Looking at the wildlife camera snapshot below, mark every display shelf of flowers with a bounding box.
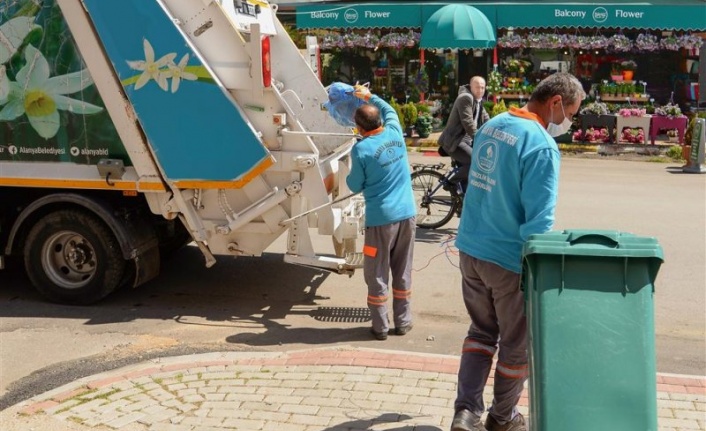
[616,107,650,144]
[652,103,687,144]
[599,80,649,103]
[576,101,616,143]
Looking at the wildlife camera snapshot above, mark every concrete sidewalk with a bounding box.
[2,347,704,431]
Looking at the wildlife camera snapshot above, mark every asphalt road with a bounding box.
[0,154,704,411]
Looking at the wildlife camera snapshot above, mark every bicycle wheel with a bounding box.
[411,169,459,229]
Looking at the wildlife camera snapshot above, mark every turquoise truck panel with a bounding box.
[82,0,273,183]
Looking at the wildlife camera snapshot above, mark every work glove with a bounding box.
[353,84,372,102]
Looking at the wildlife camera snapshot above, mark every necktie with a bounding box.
[474,100,481,127]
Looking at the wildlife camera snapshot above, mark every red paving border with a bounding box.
[20,348,706,416]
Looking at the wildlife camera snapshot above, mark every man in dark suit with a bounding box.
[438,76,490,190]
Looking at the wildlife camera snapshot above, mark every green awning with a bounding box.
[420,4,496,49]
[295,2,706,32]
[496,3,706,30]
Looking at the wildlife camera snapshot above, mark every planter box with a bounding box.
[579,114,616,144]
[650,116,688,145]
[616,115,651,144]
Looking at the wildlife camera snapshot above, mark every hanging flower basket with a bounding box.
[609,34,633,52]
[660,35,681,51]
[634,34,659,51]
[379,30,420,49]
[497,34,524,49]
[588,35,609,50]
[678,34,704,50]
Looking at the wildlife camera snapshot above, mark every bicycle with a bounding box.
[410,161,465,229]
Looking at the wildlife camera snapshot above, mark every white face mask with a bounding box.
[547,103,572,137]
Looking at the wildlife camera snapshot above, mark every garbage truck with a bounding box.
[0,0,365,304]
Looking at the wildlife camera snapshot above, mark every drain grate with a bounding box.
[311,307,371,322]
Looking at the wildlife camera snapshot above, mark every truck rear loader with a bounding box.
[0,0,365,304]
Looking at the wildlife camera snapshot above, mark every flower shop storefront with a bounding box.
[490,2,705,108]
[296,3,498,124]
[294,1,705,144]
[485,1,705,147]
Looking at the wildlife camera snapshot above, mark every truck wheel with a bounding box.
[24,209,125,305]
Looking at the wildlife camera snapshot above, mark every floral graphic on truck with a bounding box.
[123,39,203,93]
[0,0,126,164]
[0,45,102,138]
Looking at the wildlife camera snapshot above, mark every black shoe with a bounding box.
[484,413,527,431]
[394,324,413,336]
[451,409,485,431]
[370,327,388,340]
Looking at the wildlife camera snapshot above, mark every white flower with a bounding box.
[0,16,40,65]
[164,53,197,93]
[127,39,175,91]
[0,45,103,139]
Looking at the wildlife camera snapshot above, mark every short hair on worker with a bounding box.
[530,72,586,106]
[354,104,382,132]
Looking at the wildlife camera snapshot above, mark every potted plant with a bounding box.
[415,114,433,138]
[487,70,503,100]
[620,60,637,81]
[610,63,624,82]
[666,129,679,143]
[400,103,418,137]
[490,99,508,118]
[655,103,683,118]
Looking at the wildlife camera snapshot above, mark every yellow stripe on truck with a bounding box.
[0,177,166,192]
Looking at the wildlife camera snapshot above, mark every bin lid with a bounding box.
[522,230,664,261]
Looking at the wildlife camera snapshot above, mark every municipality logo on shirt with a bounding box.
[476,141,498,173]
[344,8,359,23]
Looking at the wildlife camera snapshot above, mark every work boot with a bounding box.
[370,327,388,340]
[450,409,485,431]
[394,324,413,336]
[484,412,527,431]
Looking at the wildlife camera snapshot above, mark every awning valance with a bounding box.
[296,4,423,29]
[295,2,706,32]
[496,3,706,31]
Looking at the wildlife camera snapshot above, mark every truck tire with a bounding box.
[24,209,126,305]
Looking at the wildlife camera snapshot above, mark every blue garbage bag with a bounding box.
[323,82,366,127]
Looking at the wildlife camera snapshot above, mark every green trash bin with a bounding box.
[522,230,663,431]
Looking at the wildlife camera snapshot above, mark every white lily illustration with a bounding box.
[0,44,103,139]
[0,16,40,65]
[0,65,8,102]
[165,53,197,93]
[127,39,176,91]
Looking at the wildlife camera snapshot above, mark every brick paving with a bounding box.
[7,347,705,430]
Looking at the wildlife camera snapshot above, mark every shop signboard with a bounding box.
[297,4,423,29]
[683,119,706,174]
[495,4,706,30]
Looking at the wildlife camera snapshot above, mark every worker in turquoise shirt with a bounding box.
[346,85,416,341]
[451,72,585,431]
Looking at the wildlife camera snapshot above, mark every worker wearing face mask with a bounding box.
[450,72,585,431]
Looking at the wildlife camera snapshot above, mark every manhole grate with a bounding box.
[311,307,371,322]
